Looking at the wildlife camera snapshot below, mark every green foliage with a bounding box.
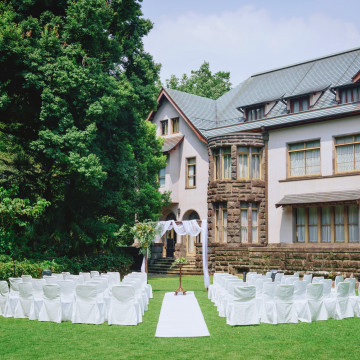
[165,61,232,100]
[170,256,189,268]
[0,0,166,257]
[131,220,161,257]
[0,252,133,281]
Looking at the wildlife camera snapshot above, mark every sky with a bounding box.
[141,0,360,86]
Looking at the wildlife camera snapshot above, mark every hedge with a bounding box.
[0,252,133,282]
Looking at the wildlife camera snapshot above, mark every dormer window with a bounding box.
[246,106,264,121]
[290,96,309,113]
[339,86,360,104]
[160,120,168,135]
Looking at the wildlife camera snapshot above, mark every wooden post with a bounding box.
[145,253,148,284]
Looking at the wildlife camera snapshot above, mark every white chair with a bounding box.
[62,272,70,279]
[90,271,100,278]
[320,279,332,298]
[29,279,46,320]
[312,277,324,284]
[108,285,139,325]
[334,282,354,320]
[86,280,107,322]
[218,278,242,317]
[335,275,344,289]
[107,272,121,284]
[79,272,91,282]
[274,273,284,284]
[122,278,146,316]
[209,273,230,302]
[260,282,277,324]
[4,277,22,317]
[21,275,33,283]
[67,275,84,285]
[344,278,359,316]
[38,284,62,323]
[129,272,153,299]
[14,282,33,318]
[303,274,313,284]
[43,276,58,285]
[274,285,298,324]
[265,272,272,279]
[227,286,259,326]
[72,285,103,325]
[306,283,328,321]
[293,281,311,323]
[52,273,64,280]
[58,280,76,321]
[0,281,9,316]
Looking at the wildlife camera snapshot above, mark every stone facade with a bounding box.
[207,133,267,245]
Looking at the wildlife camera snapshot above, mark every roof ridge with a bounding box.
[165,87,215,102]
[251,47,360,78]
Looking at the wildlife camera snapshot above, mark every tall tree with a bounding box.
[165,61,232,100]
[0,0,166,257]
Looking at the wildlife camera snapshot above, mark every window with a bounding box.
[186,157,196,188]
[160,120,168,135]
[339,86,360,104]
[214,147,232,180]
[159,168,165,187]
[294,205,359,243]
[172,117,179,133]
[288,140,320,177]
[290,96,309,113]
[237,146,261,179]
[215,203,227,243]
[246,106,265,121]
[240,202,259,243]
[335,134,360,173]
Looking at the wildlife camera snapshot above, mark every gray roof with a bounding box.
[276,190,360,207]
[162,134,184,153]
[162,48,360,139]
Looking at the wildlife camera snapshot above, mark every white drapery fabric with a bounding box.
[141,220,210,289]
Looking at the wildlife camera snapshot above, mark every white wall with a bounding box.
[152,99,209,221]
[268,115,360,243]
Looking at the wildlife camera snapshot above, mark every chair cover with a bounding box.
[86,280,107,322]
[107,272,121,284]
[43,276,58,285]
[67,275,84,285]
[306,284,328,321]
[108,285,139,326]
[275,285,298,324]
[0,281,9,316]
[79,272,91,282]
[293,281,311,323]
[312,277,324,284]
[303,274,313,284]
[320,279,332,298]
[122,278,146,315]
[344,278,359,316]
[72,285,103,325]
[274,273,284,284]
[227,286,259,326]
[62,272,70,279]
[38,284,62,323]
[90,271,100,278]
[21,275,33,283]
[14,282,33,318]
[260,282,277,324]
[52,273,64,280]
[58,280,76,321]
[5,277,22,317]
[217,279,242,317]
[334,282,354,320]
[29,279,46,320]
[265,272,272,279]
[335,275,344,289]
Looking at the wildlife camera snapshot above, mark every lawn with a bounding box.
[0,275,359,360]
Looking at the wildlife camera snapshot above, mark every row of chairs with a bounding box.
[209,273,359,326]
[0,271,152,325]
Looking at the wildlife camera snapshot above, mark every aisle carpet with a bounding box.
[155,291,210,337]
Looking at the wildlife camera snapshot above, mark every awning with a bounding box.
[275,190,360,208]
[162,134,184,154]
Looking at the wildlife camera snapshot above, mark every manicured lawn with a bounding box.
[1,275,359,360]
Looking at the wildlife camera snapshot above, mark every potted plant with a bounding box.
[171,257,189,295]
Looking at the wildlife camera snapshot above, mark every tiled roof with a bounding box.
[162,134,184,153]
[161,48,360,139]
[276,189,360,207]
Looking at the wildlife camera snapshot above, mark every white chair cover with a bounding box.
[293,281,311,323]
[38,284,62,323]
[58,280,76,321]
[275,285,298,324]
[62,272,70,279]
[52,273,64,279]
[334,282,354,320]
[5,277,22,317]
[72,285,103,325]
[43,276,58,285]
[67,275,84,285]
[21,275,33,283]
[90,271,100,278]
[344,278,359,316]
[303,274,313,283]
[108,285,138,325]
[260,282,277,324]
[14,282,33,318]
[0,281,9,316]
[29,279,46,320]
[312,277,324,284]
[79,272,91,282]
[274,273,284,284]
[320,279,332,298]
[306,283,328,321]
[265,272,272,279]
[122,278,146,316]
[227,286,259,326]
[86,280,107,322]
[335,275,344,289]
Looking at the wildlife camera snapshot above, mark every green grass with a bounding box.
[1,275,359,360]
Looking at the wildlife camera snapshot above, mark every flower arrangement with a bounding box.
[131,220,160,258]
[171,256,189,269]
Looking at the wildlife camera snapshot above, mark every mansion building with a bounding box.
[148,48,360,276]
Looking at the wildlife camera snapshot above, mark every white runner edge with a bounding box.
[155,292,210,337]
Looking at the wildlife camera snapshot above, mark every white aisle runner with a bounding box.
[155,292,210,337]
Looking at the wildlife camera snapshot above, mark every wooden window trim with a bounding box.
[339,86,360,104]
[160,120,168,136]
[222,148,231,180]
[158,168,166,188]
[240,202,259,244]
[214,203,227,243]
[245,106,265,121]
[334,133,360,174]
[290,96,310,113]
[172,117,179,134]
[186,157,196,189]
[237,147,262,180]
[287,140,321,178]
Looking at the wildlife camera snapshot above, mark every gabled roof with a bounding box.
[162,134,184,153]
[149,47,360,140]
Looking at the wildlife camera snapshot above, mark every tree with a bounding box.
[165,61,232,100]
[0,0,166,257]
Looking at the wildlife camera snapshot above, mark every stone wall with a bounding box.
[195,243,360,278]
[207,133,267,245]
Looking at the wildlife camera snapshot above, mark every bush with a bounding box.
[0,252,133,282]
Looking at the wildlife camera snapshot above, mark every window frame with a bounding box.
[158,167,166,188]
[334,133,360,174]
[160,120,168,136]
[240,202,259,243]
[293,204,359,243]
[287,139,321,178]
[214,147,232,180]
[339,86,360,104]
[245,105,265,121]
[214,203,228,243]
[186,157,196,189]
[172,117,179,133]
[290,96,310,113]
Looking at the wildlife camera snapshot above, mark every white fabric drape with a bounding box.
[201,220,210,289]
